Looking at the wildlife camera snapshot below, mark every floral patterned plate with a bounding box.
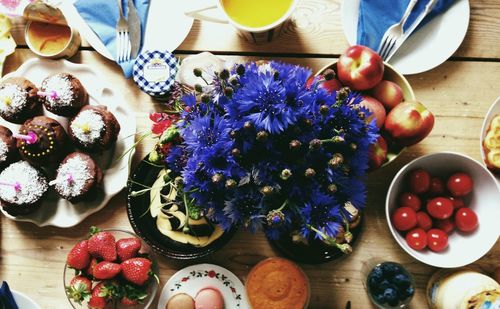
[157,264,250,309]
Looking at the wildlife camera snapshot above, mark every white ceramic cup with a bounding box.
[185,0,299,43]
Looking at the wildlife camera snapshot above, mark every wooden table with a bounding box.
[1,1,499,308]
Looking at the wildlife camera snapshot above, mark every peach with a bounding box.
[372,80,403,110]
[360,95,386,128]
[368,136,388,169]
[337,45,384,91]
[384,101,434,146]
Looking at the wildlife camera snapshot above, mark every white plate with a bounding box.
[60,0,194,60]
[158,264,250,309]
[12,290,41,309]
[480,96,500,182]
[341,0,470,75]
[0,59,136,227]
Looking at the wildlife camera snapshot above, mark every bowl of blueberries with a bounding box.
[364,261,415,308]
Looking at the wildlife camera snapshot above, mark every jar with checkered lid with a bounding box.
[133,50,179,100]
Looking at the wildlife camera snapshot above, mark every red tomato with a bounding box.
[454,208,479,232]
[426,197,454,219]
[447,173,473,197]
[449,196,465,211]
[435,218,455,234]
[405,228,427,251]
[427,229,449,252]
[416,211,433,231]
[399,192,421,211]
[392,207,418,231]
[429,177,445,196]
[409,169,431,194]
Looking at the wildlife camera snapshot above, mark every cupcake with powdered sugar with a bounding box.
[0,161,48,216]
[40,73,88,117]
[0,77,41,123]
[68,105,120,152]
[52,152,102,203]
[0,125,17,170]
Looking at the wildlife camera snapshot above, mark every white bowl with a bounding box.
[480,96,500,181]
[386,152,500,268]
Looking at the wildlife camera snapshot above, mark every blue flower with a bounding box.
[300,189,344,239]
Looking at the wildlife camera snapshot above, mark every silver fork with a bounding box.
[377,0,418,61]
[116,0,131,63]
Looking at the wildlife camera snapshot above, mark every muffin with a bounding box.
[0,125,18,169]
[17,116,69,166]
[166,293,195,309]
[39,73,89,117]
[246,258,309,309]
[52,152,103,203]
[195,288,224,309]
[68,105,120,152]
[0,77,41,123]
[483,114,500,173]
[0,161,48,216]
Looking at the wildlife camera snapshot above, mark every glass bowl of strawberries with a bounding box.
[63,227,159,308]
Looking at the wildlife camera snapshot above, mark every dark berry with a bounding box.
[394,273,411,289]
[383,288,398,306]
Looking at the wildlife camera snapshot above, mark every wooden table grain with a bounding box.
[1,1,499,308]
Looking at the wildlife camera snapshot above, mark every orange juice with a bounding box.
[221,0,293,28]
[27,21,71,55]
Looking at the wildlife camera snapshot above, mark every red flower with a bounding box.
[207,270,216,278]
[149,112,178,135]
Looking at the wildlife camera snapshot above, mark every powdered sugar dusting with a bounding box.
[41,74,74,107]
[55,155,92,198]
[0,84,28,116]
[70,110,105,145]
[0,140,8,162]
[0,161,48,205]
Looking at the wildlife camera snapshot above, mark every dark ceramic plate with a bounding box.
[126,156,236,260]
[267,217,364,264]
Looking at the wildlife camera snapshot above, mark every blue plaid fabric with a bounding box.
[133,50,179,96]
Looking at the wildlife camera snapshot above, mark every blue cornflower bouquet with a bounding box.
[155,61,379,253]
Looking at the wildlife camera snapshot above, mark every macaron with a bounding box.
[166,293,195,309]
[195,288,224,309]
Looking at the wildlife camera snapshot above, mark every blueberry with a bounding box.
[368,276,380,292]
[370,267,383,281]
[394,273,411,289]
[404,286,415,298]
[379,279,391,291]
[383,288,399,306]
[373,292,386,305]
[381,263,400,278]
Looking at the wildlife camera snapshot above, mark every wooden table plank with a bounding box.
[7,0,500,60]
[0,49,498,309]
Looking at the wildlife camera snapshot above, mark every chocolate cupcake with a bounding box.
[52,152,103,203]
[69,105,120,152]
[40,73,89,117]
[0,161,48,216]
[16,116,69,166]
[0,77,41,123]
[0,125,17,170]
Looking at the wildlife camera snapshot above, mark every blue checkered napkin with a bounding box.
[133,50,179,96]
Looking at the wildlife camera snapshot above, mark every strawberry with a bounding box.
[87,229,117,262]
[121,258,154,286]
[65,275,91,304]
[86,258,98,278]
[116,237,141,261]
[120,297,138,306]
[67,240,90,270]
[87,282,109,309]
[93,261,121,280]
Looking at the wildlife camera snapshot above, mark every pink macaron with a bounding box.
[194,287,224,309]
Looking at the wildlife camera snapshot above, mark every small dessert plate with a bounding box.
[480,96,500,182]
[11,290,41,309]
[0,58,136,227]
[158,264,250,309]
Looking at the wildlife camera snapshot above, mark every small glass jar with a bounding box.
[362,259,415,309]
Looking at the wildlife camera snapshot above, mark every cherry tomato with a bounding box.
[409,169,431,194]
[435,218,455,234]
[449,196,465,211]
[399,192,421,211]
[426,197,454,220]
[429,177,445,196]
[447,173,473,197]
[392,207,417,231]
[427,229,449,252]
[454,207,479,232]
[405,228,427,251]
[416,211,433,231]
